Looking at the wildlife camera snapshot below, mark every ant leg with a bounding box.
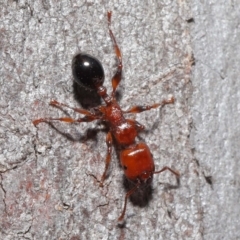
[118,182,140,222]
[123,97,175,114]
[33,100,99,126]
[99,132,113,187]
[50,100,93,116]
[154,166,180,178]
[33,115,98,126]
[107,11,123,96]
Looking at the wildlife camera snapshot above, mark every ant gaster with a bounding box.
[33,11,180,222]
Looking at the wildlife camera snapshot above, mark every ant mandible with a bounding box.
[33,11,180,222]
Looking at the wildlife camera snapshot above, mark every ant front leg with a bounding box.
[123,96,175,114]
[107,11,123,97]
[99,132,113,187]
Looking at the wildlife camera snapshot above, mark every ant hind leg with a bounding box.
[123,97,175,114]
[33,100,99,126]
[107,11,123,97]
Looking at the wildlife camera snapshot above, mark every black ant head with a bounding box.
[72,53,105,90]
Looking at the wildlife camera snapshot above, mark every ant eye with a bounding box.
[72,53,105,90]
[123,165,127,170]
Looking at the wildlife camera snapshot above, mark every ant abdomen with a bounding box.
[72,53,105,90]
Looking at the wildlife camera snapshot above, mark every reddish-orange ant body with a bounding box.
[33,12,180,222]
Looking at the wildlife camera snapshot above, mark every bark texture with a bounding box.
[1,0,238,239]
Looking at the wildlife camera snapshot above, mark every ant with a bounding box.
[33,11,180,222]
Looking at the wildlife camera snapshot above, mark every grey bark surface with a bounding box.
[0,0,238,239]
[191,1,240,239]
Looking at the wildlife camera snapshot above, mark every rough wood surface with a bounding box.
[1,0,238,239]
[191,1,240,239]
